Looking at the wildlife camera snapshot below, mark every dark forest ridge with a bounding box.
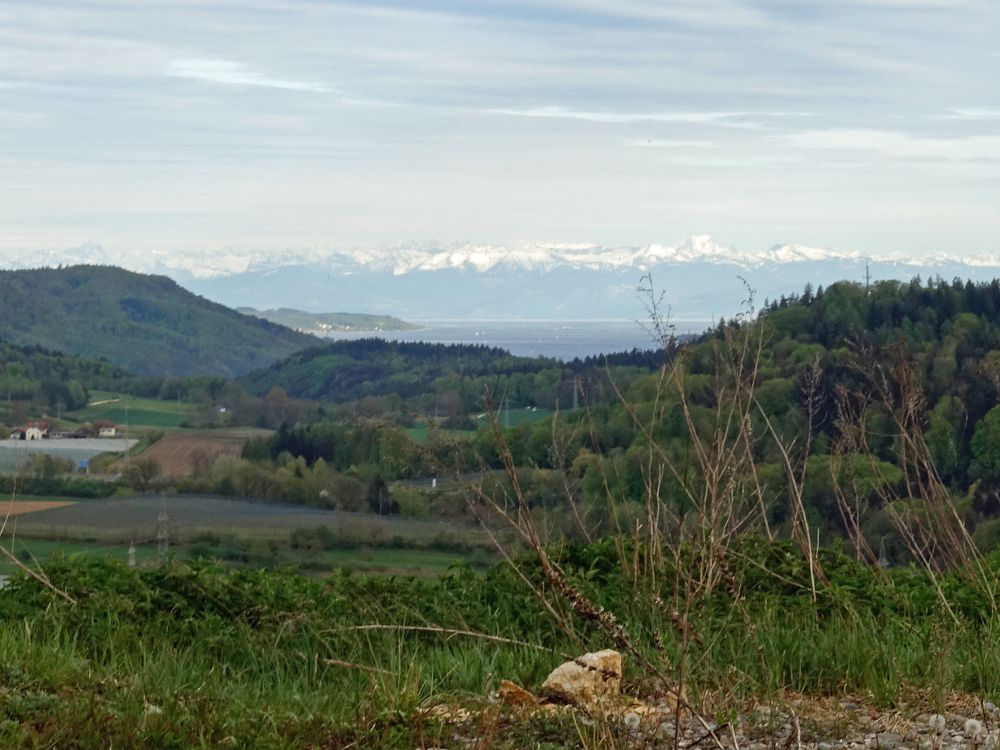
[0,266,318,378]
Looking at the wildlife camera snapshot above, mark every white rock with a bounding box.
[928,714,947,734]
[540,649,622,709]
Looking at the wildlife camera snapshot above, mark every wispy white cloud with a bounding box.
[0,110,47,128]
[165,58,332,93]
[628,139,715,148]
[786,129,1000,161]
[949,108,1000,120]
[543,0,767,27]
[843,0,987,7]
[485,106,808,129]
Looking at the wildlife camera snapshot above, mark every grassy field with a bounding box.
[9,494,485,544]
[322,546,492,574]
[67,391,196,428]
[0,537,483,577]
[405,408,559,442]
[404,423,474,443]
[2,492,498,578]
[0,538,159,575]
[498,406,557,427]
[2,541,1000,747]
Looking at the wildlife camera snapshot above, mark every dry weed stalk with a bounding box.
[834,343,999,618]
[474,386,730,750]
[467,283,833,749]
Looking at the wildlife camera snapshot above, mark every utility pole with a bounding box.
[157,501,169,565]
[865,261,871,292]
[124,401,130,471]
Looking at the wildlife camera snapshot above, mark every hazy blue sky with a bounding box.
[2,0,998,258]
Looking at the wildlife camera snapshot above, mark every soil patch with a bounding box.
[136,431,249,478]
[0,500,76,517]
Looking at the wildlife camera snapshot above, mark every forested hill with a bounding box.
[237,338,658,407]
[0,339,136,410]
[486,276,1000,559]
[751,278,1000,488]
[238,339,561,403]
[0,266,318,377]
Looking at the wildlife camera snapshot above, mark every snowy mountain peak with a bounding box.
[1,236,997,281]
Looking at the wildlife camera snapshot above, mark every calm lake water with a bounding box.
[318,319,711,360]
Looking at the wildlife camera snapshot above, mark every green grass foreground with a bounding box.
[2,540,1000,747]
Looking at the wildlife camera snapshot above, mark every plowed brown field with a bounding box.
[138,430,259,478]
[1,500,76,516]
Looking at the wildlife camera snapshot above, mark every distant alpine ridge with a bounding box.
[7,237,1000,320]
[12,236,1000,279]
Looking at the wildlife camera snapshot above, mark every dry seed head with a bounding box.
[965,718,984,739]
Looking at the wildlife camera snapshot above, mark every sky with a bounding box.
[1,0,999,260]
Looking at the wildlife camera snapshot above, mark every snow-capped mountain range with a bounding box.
[6,236,1000,321]
[10,235,998,280]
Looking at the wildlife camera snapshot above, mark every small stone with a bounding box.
[877,732,902,750]
[841,701,862,712]
[985,702,998,715]
[497,679,537,707]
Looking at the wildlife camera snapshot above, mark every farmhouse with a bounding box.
[10,420,49,440]
[93,420,117,438]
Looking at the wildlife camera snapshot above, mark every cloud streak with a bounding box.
[165,58,331,93]
[484,106,809,129]
[786,129,1000,162]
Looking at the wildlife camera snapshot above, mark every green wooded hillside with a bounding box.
[452,276,1000,559]
[0,266,317,377]
[237,338,661,416]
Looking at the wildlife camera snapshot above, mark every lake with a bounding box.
[316,319,711,360]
